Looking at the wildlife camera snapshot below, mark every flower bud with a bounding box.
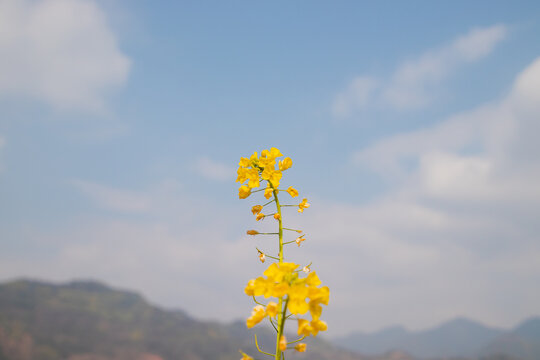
[259,252,266,263]
[246,230,259,235]
[295,343,307,352]
[279,335,287,351]
[239,185,251,199]
[273,213,281,220]
[286,186,299,198]
[251,205,263,215]
[265,301,278,317]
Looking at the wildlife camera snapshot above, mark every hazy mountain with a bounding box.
[334,317,512,359]
[481,317,540,360]
[0,279,364,360]
[0,279,533,360]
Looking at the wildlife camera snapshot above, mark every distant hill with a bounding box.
[481,317,540,360]
[334,316,540,360]
[0,279,364,360]
[0,279,533,360]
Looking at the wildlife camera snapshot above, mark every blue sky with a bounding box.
[1,0,540,336]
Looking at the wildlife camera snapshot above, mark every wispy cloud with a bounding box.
[0,0,130,111]
[320,56,540,332]
[195,156,235,181]
[332,24,507,117]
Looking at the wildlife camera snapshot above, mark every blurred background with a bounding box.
[1,1,540,359]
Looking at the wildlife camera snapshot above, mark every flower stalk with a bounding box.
[236,147,329,360]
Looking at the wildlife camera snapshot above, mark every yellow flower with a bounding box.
[239,185,251,199]
[246,168,260,188]
[261,147,283,159]
[273,213,281,220]
[261,167,283,187]
[256,213,265,221]
[279,335,287,351]
[310,319,328,335]
[264,186,273,199]
[271,282,289,298]
[279,157,292,171]
[295,235,305,247]
[236,167,248,183]
[263,263,284,282]
[244,279,256,296]
[238,157,251,168]
[297,318,327,337]
[294,343,307,352]
[249,151,259,164]
[246,277,282,298]
[258,155,275,169]
[305,272,321,287]
[288,298,309,315]
[251,205,263,215]
[298,198,310,213]
[246,305,266,328]
[263,262,298,283]
[269,147,283,158]
[309,301,322,320]
[265,301,278,317]
[286,186,299,197]
[246,230,259,235]
[297,319,313,337]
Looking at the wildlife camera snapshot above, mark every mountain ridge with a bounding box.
[0,278,364,360]
[334,315,540,359]
[0,278,536,360]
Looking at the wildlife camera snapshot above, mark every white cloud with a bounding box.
[319,56,540,333]
[332,24,507,116]
[195,156,235,181]
[0,0,130,111]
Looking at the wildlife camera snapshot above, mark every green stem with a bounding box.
[254,334,275,357]
[271,183,287,360]
[283,228,302,233]
[275,297,289,360]
[262,199,275,207]
[273,188,283,262]
[287,335,306,345]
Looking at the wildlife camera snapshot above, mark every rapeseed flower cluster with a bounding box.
[236,147,329,360]
[245,262,329,335]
